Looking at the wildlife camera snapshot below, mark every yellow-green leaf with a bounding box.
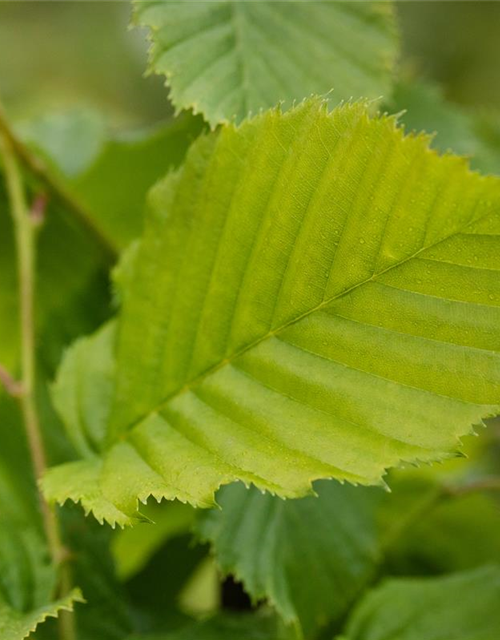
[44,99,500,526]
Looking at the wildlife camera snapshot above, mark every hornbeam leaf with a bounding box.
[339,565,500,640]
[44,99,500,526]
[198,476,500,636]
[134,0,397,126]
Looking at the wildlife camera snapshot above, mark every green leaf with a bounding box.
[390,79,500,176]
[134,0,397,126]
[18,109,205,251]
[198,482,384,636]
[44,99,500,526]
[340,565,500,640]
[0,588,83,640]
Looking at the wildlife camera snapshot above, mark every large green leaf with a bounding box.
[198,482,384,636]
[43,99,500,526]
[339,565,500,640]
[135,0,397,126]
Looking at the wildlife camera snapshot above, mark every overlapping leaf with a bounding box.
[199,474,500,636]
[135,0,397,126]
[44,99,500,526]
[198,482,384,636]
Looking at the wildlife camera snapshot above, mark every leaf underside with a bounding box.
[44,99,500,526]
[135,0,397,126]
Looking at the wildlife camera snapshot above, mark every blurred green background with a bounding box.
[0,1,499,125]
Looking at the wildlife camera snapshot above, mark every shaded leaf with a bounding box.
[340,565,500,640]
[198,482,384,636]
[135,0,397,126]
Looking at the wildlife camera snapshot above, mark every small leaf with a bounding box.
[44,99,500,525]
[340,565,500,640]
[134,0,398,126]
[0,588,83,640]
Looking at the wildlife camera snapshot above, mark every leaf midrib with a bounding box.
[122,200,497,435]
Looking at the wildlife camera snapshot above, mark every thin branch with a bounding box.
[0,131,77,640]
[0,100,117,262]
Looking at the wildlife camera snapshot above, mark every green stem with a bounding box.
[0,132,76,640]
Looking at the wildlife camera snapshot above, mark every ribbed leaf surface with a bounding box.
[44,100,500,526]
[135,0,397,126]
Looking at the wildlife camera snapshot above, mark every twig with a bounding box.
[0,363,24,398]
[0,131,77,640]
[0,100,116,261]
[443,476,500,498]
